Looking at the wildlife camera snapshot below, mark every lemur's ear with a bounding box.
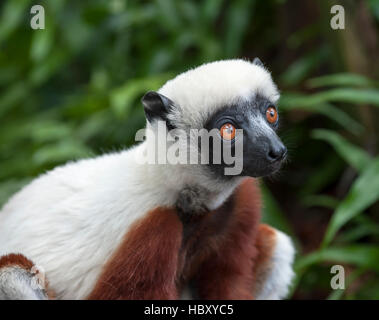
[141,91,174,123]
[253,57,264,67]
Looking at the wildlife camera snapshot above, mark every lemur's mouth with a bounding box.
[243,148,287,178]
[269,160,285,173]
[268,147,287,166]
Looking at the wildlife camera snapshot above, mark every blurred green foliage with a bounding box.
[0,0,378,299]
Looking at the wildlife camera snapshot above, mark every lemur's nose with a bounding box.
[267,140,287,162]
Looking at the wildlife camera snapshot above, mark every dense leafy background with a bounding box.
[0,0,378,299]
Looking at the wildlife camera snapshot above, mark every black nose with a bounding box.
[267,142,287,162]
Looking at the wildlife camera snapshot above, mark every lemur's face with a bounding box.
[203,94,286,177]
[142,58,286,178]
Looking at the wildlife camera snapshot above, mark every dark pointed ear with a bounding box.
[252,57,264,67]
[141,91,174,123]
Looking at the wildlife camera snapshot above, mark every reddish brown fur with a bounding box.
[88,207,183,300]
[0,253,35,270]
[184,178,261,299]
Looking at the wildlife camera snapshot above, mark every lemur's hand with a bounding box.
[0,254,51,300]
[176,185,210,222]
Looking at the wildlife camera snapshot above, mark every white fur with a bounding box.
[256,229,296,300]
[0,59,283,299]
[160,59,279,130]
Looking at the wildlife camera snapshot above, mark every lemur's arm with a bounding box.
[252,224,295,299]
[87,207,183,300]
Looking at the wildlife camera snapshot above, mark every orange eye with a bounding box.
[266,106,278,124]
[220,123,236,140]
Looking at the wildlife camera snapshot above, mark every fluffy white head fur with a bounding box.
[159,59,280,129]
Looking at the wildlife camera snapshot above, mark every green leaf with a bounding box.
[307,73,377,88]
[110,74,173,118]
[297,245,379,272]
[308,103,363,135]
[312,129,372,173]
[319,88,379,105]
[281,89,379,108]
[280,96,363,135]
[0,0,31,43]
[0,82,30,118]
[29,121,73,143]
[224,0,255,57]
[32,140,92,166]
[336,223,379,243]
[202,0,224,23]
[368,0,379,21]
[322,158,379,247]
[280,47,328,86]
[156,0,181,29]
[28,50,69,86]
[30,23,55,63]
[301,154,343,195]
[302,194,339,209]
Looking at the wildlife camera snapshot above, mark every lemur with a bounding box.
[0,59,295,300]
